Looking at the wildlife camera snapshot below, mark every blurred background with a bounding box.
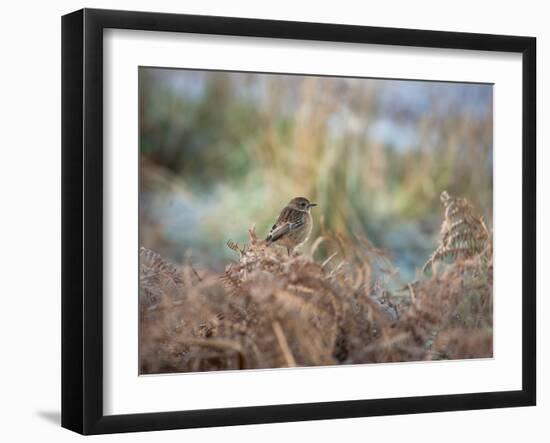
[139,68,492,282]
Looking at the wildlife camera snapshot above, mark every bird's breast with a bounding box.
[294,213,313,243]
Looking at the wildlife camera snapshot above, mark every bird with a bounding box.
[265,197,317,255]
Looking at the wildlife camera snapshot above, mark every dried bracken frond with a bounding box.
[226,240,247,256]
[423,191,490,273]
[139,246,184,308]
[140,246,183,285]
[139,196,493,374]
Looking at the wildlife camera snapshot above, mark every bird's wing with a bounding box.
[266,207,305,242]
[266,223,291,242]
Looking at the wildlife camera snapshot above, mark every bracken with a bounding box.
[139,194,493,374]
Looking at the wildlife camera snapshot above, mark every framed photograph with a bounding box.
[62,8,536,435]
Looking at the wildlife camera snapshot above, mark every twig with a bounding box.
[310,236,326,258]
[272,321,297,367]
[407,283,416,303]
[321,252,338,269]
[190,263,203,282]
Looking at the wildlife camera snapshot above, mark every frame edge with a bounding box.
[521,36,537,406]
[61,8,85,435]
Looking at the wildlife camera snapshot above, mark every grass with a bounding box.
[139,71,493,277]
[139,192,492,374]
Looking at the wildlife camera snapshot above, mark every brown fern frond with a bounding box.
[139,247,184,307]
[220,266,242,296]
[423,191,490,273]
[140,246,183,284]
[140,206,493,374]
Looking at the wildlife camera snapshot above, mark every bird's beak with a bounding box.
[308,203,317,208]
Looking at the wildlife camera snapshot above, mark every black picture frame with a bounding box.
[62,8,536,435]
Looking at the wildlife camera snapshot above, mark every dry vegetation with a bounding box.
[139,191,492,374]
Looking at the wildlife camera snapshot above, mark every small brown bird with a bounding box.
[265,197,317,255]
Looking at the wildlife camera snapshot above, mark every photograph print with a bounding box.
[138,67,493,375]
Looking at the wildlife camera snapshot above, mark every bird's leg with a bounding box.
[287,247,291,256]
